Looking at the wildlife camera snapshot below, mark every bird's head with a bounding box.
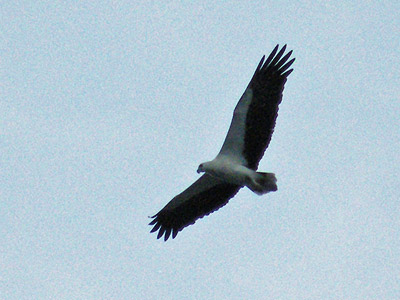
[197,163,205,174]
[197,162,212,174]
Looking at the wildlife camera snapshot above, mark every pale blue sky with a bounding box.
[1,1,400,299]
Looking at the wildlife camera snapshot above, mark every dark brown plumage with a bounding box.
[243,45,295,169]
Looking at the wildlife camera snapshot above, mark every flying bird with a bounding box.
[149,45,295,241]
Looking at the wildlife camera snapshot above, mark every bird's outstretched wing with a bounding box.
[218,45,295,169]
[149,174,241,241]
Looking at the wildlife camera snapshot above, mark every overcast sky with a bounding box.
[1,1,400,299]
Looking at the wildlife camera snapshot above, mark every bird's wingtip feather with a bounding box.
[282,68,294,77]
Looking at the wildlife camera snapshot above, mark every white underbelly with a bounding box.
[207,162,253,185]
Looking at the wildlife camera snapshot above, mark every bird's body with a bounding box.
[198,156,251,185]
[150,45,295,240]
[198,156,277,195]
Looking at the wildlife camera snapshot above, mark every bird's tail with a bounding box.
[247,172,277,195]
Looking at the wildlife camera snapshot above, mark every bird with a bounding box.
[149,45,295,241]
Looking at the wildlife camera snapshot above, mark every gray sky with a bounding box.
[2,1,400,299]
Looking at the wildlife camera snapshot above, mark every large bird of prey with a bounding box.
[150,45,295,241]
